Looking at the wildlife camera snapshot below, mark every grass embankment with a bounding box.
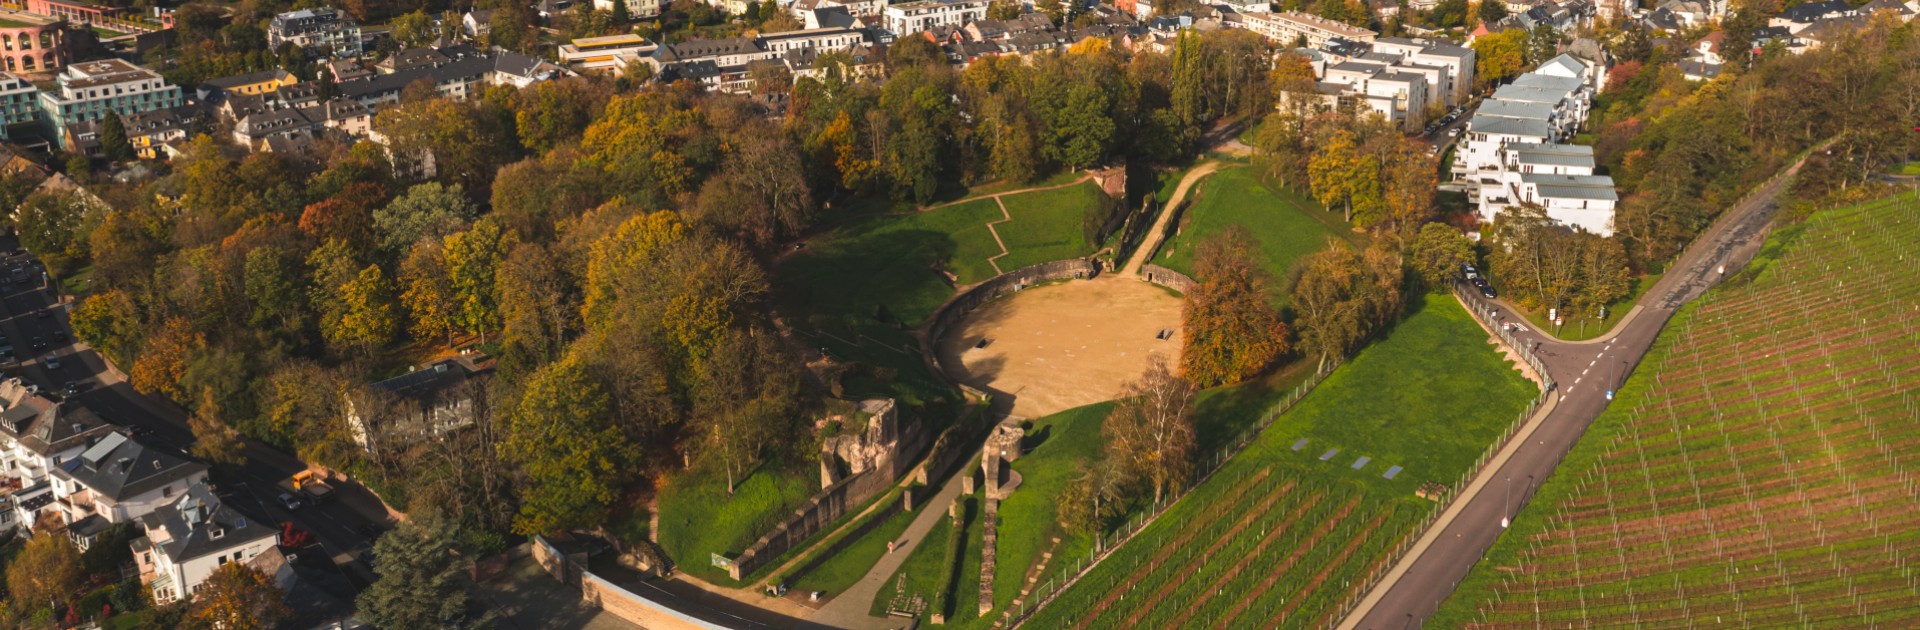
[655,460,817,585]
[1026,295,1537,627]
[993,180,1105,271]
[1512,271,1663,341]
[1434,191,1920,627]
[1155,167,1340,304]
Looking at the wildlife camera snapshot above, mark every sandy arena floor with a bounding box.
[936,276,1184,418]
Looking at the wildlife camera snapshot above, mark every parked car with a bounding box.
[51,330,66,342]
[42,354,59,370]
[63,380,79,395]
[278,492,303,511]
[1479,284,1498,299]
[30,337,44,350]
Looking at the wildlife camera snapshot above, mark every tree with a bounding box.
[1428,0,1469,28]
[390,10,434,47]
[184,564,287,630]
[691,329,801,494]
[497,242,573,366]
[72,290,143,368]
[1472,28,1527,87]
[333,264,399,356]
[1308,128,1381,224]
[1382,140,1437,235]
[358,520,495,629]
[1181,228,1290,388]
[100,113,135,162]
[1169,32,1207,151]
[611,0,629,22]
[1525,23,1561,64]
[1290,241,1402,366]
[1407,223,1475,290]
[189,387,248,467]
[6,532,82,615]
[15,188,101,275]
[400,239,459,346]
[504,355,631,534]
[690,133,814,247]
[1477,0,1508,24]
[1057,462,1122,535]
[443,218,518,341]
[1103,358,1197,504]
[375,182,477,256]
[131,317,203,403]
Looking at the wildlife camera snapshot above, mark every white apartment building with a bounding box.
[593,0,663,19]
[133,483,280,605]
[1237,11,1377,48]
[0,380,115,532]
[1213,0,1273,12]
[1487,173,1618,235]
[1368,36,1476,105]
[268,7,363,57]
[558,34,659,72]
[1457,116,1553,175]
[883,0,990,35]
[1532,52,1606,94]
[1321,61,1428,130]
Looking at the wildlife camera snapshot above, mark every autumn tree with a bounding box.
[1381,140,1438,236]
[6,532,82,616]
[72,289,143,368]
[1103,358,1197,504]
[375,182,477,257]
[400,239,459,346]
[324,264,398,356]
[1407,222,1476,290]
[1472,28,1528,87]
[690,132,815,247]
[1057,462,1124,535]
[1181,228,1290,388]
[184,564,288,630]
[16,188,102,276]
[504,355,632,534]
[443,218,518,341]
[497,242,574,367]
[131,317,204,403]
[1308,128,1383,224]
[189,387,248,467]
[1290,241,1404,366]
[358,520,495,629]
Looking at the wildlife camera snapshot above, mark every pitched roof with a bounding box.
[1467,115,1554,138]
[55,432,207,501]
[144,482,277,564]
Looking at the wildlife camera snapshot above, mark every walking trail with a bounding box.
[806,450,977,630]
[1120,161,1220,277]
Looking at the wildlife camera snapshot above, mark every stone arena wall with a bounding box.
[922,259,1100,384]
[1140,264,1196,294]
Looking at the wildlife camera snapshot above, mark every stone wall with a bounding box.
[922,259,1100,381]
[726,470,867,581]
[1140,264,1197,294]
[581,574,729,630]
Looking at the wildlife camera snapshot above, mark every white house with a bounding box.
[1369,37,1476,105]
[0,379,115,532]
[882,0,990,35]
[1484,174,1618,235]
[1237,11,1377,48]
[132,483,280,606]
[49,431,210,550]
[1457,116,1553,176]
[1321,61,1429,131]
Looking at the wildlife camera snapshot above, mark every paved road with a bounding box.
[1343,152,1815,629]
[0,237,387,588]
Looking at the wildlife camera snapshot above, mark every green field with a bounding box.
[872,496,987,620]
[995,181,1105,270]
[1155,167,1341,303]
[1435,192,1920,627]
[1024,295,1539,627]
[654,460,818,584]
[788,502,919,595]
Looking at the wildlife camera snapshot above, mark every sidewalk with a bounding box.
[807,451,977,630]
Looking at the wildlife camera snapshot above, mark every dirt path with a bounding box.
[985,198,1014,275]
[806,459,975,630]
[1120,161,1221,277]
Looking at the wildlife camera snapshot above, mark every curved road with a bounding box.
[1341,153,1817,629]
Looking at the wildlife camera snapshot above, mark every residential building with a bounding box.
[1369,36,1475,105]
[49,431,210,549]
[121,106,192,159]
[1485,173,1617,234]
[376,47,451,74]
[1320,61,1428,130]
[133,482,279,605]
[338,50,570,110]
[1531,51,1603,93]
[1212,0,1272,12]
[23,0,122,25]
[462,8,498,38]
[232,98,372,149]
[0,12,76,75]
[1236,11,1376,48]
[882,0,990,36]
[558,34,660,72]
[38,59,184,134]
[325,58,374,83]
[345,355,493,454]
[1460,62,1614,234]
[197,68,299,101]
[0,378,115,532]
[0,72,44,140]
[269,7,364,57]
[790,0,887,17]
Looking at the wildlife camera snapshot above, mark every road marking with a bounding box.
[1582,368,1590,376]
[1589,359,1597,367]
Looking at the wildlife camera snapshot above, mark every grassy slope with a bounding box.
[656,460,819,584]
[1026,295,1537,626]
[985,403,1112,614]
[789,503,920,595]
[777,198,1003,331]
[995,181,1105,270]
[1156,167,1338,304]
[1513,271,1663,341]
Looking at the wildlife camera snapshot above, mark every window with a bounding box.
[162,486,172,498]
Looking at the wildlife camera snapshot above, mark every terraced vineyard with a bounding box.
[1020,297,1538,628]
[1436,192,1920,627]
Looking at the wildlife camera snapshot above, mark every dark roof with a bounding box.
[339,54,493,101]
[655,37,762,62]
[372,355,492,401]
[1779,0,1850,22]
[55,431,207,502]
[380,47,451,73]
[5,400,114,455]
[145,482,277,564]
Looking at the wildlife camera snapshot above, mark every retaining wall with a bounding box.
[921,259,1100,382]
[727,469,871,581]
[1139,264,1196,294]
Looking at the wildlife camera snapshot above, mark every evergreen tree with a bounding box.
[358,521,496,629]
[100,113,135,162]
[612,0,629,23]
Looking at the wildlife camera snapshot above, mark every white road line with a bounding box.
[1582,368,1590,376]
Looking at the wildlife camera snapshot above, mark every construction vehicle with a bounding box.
[278,470,336,505]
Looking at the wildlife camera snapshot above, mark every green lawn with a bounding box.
[654,460,818,585]
[870,496,983,619]
[1024,294,1539,627]
[1897,161,1920,176]
[995,181,1105,270]
[779,197,1003,328]
[1513,271,1662,341]
[984,403,1111,614]
[788,502,919,596]
[1155,167,1339,304]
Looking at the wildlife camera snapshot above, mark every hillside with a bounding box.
[1435,191,1920,626]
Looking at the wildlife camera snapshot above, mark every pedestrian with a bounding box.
[887,541,896,554]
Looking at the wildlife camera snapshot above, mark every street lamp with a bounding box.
[1502,475,1510,529]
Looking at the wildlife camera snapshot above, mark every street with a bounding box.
[0,236,386,588]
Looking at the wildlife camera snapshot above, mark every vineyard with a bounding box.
[1020,296,1538,628]
[1436,191,1920,627]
